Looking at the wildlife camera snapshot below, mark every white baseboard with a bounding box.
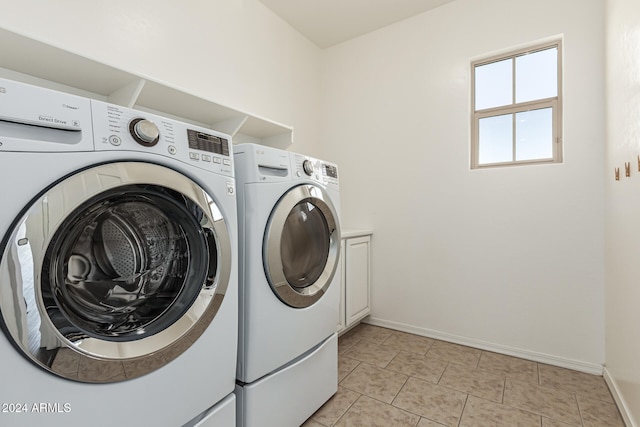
[363,316,603,375]
[603,367,638,427]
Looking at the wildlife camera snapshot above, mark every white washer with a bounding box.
[234,143,341,427]
[0,78,238,427]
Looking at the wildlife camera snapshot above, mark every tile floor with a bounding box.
[302,324,625,427]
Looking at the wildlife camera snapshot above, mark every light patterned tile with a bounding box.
[478,351,539,384]
[459,395,541,427]
[417,418,448,426]
[386,351,448,383]
[504,378,582,426]
[301,419,326,427]
[539,364,613,402]
[427,341,481,367]
[338,355,360,382]
[439,363,505,402]
[542,418,576,427]
[335,395,420,427]
[338,329,362,354]
[308,386,360,426]
[341,362,408,404]
[348,324,394,344]
[577,395,625,427]
[326,327,628,427]
[343,339,399,368]
[393,377,467,426]
[382,330,435,355]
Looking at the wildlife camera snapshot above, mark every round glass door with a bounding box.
[264,184,340,308]
[0,162,232,383]
[44,186,209,341]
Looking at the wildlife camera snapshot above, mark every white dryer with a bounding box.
[0,78,237,427]
[234,143,341,427]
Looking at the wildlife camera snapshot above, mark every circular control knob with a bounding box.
[129,118,160,147]
[302,159,314,176]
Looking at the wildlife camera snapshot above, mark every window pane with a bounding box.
[515,108,553,161]
[475,58,512,110]
[515,47,557,103]
[478,114,513,164]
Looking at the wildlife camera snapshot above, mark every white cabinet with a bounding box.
[0,28,293,148]
[338,240,347,332]
[338,232,372,334]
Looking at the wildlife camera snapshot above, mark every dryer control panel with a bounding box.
[291,153,339,190]
[91,100,233,177]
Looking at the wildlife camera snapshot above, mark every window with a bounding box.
[471,41,562,169]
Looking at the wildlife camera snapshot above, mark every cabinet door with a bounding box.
[337,240,346,333]
[345,235,371,326]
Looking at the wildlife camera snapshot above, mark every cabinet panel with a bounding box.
[345,235,371,326]
[337,240,346,333]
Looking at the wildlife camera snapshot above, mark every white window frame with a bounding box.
[471,40,563,169]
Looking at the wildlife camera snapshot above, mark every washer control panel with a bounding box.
[129,118,160,146]
[291,153,339,189]
[91,100,233,177]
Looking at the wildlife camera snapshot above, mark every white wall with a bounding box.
[0,0,323,156]
[0,0,614,384]
[322,0,606,371]
[605,0,640,424]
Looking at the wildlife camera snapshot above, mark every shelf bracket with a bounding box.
[262,130,294,149]
[107,78,146,108]
[212,116,248,137]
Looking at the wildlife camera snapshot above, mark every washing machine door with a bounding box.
[264,184,340,308]
[0,162,232,383]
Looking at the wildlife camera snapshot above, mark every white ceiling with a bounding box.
[259,0,457,48]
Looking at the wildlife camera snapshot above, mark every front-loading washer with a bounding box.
[233,143,341,427]
[0,78,238,427]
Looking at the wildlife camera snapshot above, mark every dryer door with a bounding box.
[0,162,232,383]
[264,184,340,308]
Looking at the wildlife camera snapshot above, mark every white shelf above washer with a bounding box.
[0,27,293,148]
